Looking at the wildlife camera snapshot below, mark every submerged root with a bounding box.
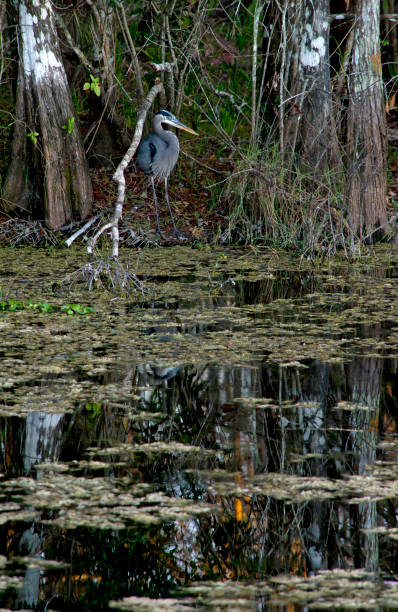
[60,257,145,294]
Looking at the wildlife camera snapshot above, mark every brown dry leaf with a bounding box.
[371,52,382,75]
[191,226,204,237]
[213,33,238,54]
[386,92,396,114]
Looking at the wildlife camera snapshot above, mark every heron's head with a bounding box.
[155,110,198,136]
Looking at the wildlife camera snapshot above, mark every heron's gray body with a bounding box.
[136,110,198,237]
[137,130,179,182]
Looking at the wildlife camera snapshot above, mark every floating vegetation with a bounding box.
[110,570,398,610]
[200,468,398,504]
[12,557,69,570]
[1,245,398,395]
[2,245,398,609]
[87,441,218,461]
[265,569,398,609]
[333,401,375,411]
[109,596,197,611]
[0,473,217,530]
[0,556,23,595]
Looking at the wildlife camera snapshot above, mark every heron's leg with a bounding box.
[151,176,163,237]
[164,178,185,239]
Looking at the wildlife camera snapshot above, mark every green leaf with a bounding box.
[67,117,75,133]
[27,131,39,145]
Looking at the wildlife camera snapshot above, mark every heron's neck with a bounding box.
[160,129,179,150]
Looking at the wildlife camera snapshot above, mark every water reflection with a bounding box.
[1,354,398,609]
[1,246,398,609]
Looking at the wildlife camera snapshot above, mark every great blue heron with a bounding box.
[136,109,198,238]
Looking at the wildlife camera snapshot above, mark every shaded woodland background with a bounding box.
[0,0,397,254]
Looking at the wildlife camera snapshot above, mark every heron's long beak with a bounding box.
[165,118,198,136]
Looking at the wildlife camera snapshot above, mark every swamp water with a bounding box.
[1,246,398,610]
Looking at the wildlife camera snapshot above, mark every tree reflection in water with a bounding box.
[1,247,398,609]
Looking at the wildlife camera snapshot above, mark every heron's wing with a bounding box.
[137,134,166,175]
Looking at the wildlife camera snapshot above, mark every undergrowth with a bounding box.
[220,145,392,258]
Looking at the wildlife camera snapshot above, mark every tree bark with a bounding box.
[1,0,92,229]
[285,0,336,170]
[298,0,332,169]
[346,0,387,237]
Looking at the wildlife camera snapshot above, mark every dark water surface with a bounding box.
[1,246,398,610]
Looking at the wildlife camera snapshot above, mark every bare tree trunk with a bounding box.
[346,0,387,237]
[2,0,92,229]
[285,0,336,170]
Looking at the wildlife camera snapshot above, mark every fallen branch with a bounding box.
[362,213,398,243]
[86,81,164,258]
[65,214,101,247]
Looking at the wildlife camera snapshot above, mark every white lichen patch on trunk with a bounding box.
[19,5,35,75]
[351,5,381,94]
[19,1,64,83]
[300,20,327,69]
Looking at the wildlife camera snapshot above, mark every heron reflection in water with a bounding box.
[137,110,198,238]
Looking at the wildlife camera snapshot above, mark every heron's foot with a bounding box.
[172,227,188,241]
[155,226,165,240]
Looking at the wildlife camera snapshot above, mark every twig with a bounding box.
[0,1,7,83]
[362,214,398,243]
[278,0,288,156]
[85,0,101,30]
[335,27,355,101]
[65,214,100,247]
[181,150,225,175]
[56,12,94,74]
[250,0,262,147]
[116,1,144,106]
[83,87,112,153]
[150,62,175,73]
[195,53,250,126]
[165,14,178,78]
[256,6,273,131]
[86,82,164,258]
[159,15,167,108]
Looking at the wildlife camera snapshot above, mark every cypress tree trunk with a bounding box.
[285,0,336,170]
[346,0,387,237]
[297,0,333,170]
[2,0,92,229]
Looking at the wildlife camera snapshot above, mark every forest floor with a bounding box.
[90,152,232,245]
[0,130,397,249]
[0,151,232,247]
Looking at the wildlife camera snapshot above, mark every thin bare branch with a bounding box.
[86,82,164,258]
[150,62,175,73]
[56,12,94,74]
[65,214,101,247]
[250,0,262,147]
[116,1,145,106]
[181,150,225,175]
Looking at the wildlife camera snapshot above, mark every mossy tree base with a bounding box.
[1,0,93,230]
